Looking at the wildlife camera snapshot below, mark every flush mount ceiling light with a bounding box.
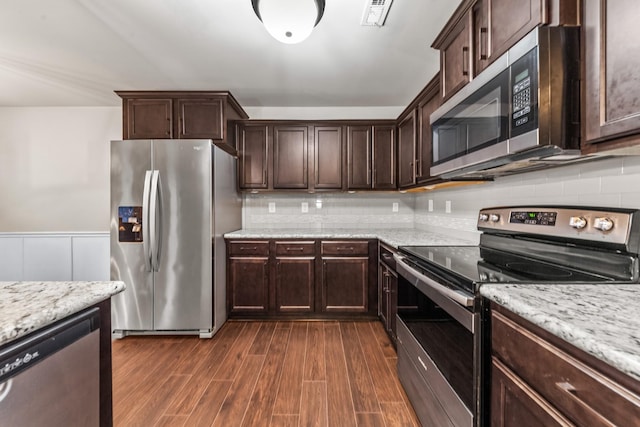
[251,0,325,44]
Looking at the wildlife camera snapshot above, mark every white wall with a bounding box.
[414,156,640,241]
[0,106,120,232]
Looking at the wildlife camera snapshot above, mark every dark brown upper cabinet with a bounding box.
[116,91,248,155]
[416,75,441,185]
[121,98,173,139]
[346,124,396,190]
[273,125,309,189]
[238,124,269,190]
[313,126,344,190]
[433,0,577,100]
[372,125,396,189]
[582,0,640,155]
[397,110,417,188]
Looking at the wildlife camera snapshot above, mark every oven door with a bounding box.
[394,255,477,427]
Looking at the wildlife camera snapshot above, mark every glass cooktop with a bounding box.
[398,245,619,294]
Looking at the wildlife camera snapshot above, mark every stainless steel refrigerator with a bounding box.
[110,139,241,338]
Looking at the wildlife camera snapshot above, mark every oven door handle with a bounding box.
[394,254,475,333]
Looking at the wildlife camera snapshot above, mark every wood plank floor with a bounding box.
[112,321,420,427]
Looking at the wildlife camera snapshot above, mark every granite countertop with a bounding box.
[224,228,476,248]
[0,281,125,347]
[480,284,640,382]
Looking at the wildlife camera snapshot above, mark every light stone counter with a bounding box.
[0,281,125,347]
[224,228,476,248]
[480,284,640,382]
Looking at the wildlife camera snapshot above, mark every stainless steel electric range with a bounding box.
[393,206,640,427]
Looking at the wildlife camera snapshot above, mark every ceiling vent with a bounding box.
[361,0,394,26]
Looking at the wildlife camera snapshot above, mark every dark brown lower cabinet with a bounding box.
[321,257,368,313]
[490,303,640,426]
[227,240,270,315]
[274,241,315,314]
[227,239,377,319]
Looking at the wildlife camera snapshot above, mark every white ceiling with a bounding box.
[0,0,460,109]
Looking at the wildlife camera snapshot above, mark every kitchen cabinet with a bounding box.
[237,120,395,192]
[274,241,315,314]
[378,243,398,342]
[320,241,372,314]
[416,74,441,184]
[397,111,417,188]
[226,239,377,318]
[432,0,578,100]
[273,125,309,189]
[346,124,396,190]
[313,126,344,190]
[116,91,248,155]
[582,0,640,154]
[227,241,270,315]
[490,303,640,426]
[397,74,441,188]
[237,124,269,190]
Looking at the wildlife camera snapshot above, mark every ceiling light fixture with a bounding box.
[251,0,325,44]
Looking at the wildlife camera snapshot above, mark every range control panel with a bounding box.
[477,206,639,250]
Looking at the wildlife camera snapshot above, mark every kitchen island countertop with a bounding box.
[0,281,125,347]
[224,228,476,248]
[480,283,640,382]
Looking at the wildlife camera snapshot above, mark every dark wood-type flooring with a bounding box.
[112,320,420,427]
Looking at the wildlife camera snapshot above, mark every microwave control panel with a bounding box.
[510,47,538,137]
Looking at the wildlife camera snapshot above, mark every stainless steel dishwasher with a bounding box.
[0,307,100,426]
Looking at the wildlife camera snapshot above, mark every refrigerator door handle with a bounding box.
[142,170,153,272]
[150,170,163,272]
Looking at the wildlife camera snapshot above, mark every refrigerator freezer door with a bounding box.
[152,139,213,331]
[110,140,154,331]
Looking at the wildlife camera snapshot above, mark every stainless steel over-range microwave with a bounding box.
[430,26,581,179]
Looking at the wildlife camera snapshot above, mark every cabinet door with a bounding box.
[321,257,368,313]
[228,257,269,315]
[314,126,343,189]
[238,124,269,189]
[275,257,315,314]
[416,79,441,184]
[372,125,396,189]
[347,126,372,189]
[176,98,224,139]
[273,126,308,189]
[398,111,417,188]
[583,0,640,149]
[484,0,544,71]
[440,12,472,100]
[491,359,573,427]
[123,98,173,139]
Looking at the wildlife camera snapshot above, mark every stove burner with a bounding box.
[505,262,574,279]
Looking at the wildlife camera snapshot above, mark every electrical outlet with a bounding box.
[445,200,452,213]
[268,202,276,213]
[392,202,399,212]
[428,199,434,212]
[301,202,308,213]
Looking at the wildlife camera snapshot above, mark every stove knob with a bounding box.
[594,217,614,232]
[569,216,587,229]
[479,213,489,222]
[489,214,500,222]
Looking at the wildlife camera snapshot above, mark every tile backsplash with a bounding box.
[243,156,640,241]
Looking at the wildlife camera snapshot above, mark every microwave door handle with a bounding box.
[142,170,153,272]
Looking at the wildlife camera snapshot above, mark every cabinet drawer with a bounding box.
[275,241,315,256]
[379,243,396,270]
[321,241,369,256]
[492,311,640,427]
[228,241,269,256]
